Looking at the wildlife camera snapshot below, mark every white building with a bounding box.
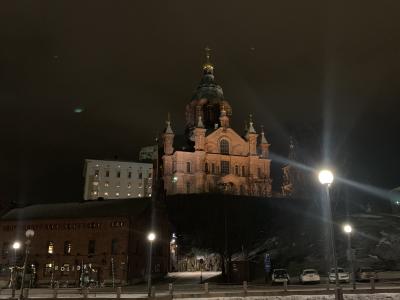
[83,159,153,200]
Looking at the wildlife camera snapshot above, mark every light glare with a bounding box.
[344,224,352,233]
[318,169,334,185]
[147,232,156,242]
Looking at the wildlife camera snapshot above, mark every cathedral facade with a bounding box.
[162,52,272,196]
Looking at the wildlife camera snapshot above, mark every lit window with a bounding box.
[138,193,142,197]
[104,192,109,196]
[47,241,54,254]
[149,193,152,197]
[220,139,229,155]
[127,193,131,196]
[92,191,98,196]
[93,182,98,186]
[116,184,120,188]
[94,170,99,177]
[64,241,72,255]
[116,192,119,197]
[104,182,109,187]
[127,183,132,188]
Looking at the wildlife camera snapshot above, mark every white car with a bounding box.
[300,269,320,284]
[328,267,350,283]
[271,269,290,284]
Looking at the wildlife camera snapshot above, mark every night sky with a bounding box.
[1,1,399,205]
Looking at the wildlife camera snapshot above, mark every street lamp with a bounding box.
[19,229,35,300]
[318,169,341,299]
[343,224,356,290]
[11,242,21,298]
[147,232,156,297]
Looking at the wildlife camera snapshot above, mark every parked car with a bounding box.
[271,269,290,284]
[300,269,320,284]
[356,267,376,281]
[328,267,350,283]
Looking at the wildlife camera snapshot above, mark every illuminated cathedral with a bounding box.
[162,50,272,196]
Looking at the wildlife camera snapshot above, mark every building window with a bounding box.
[186,182,191,193]
[258,168,262,178]
[235,165,239,176]
[104,192,109,196]
[138,172,142,179]
[211,163,215,174]
[127,193,131,196]
[94,170,99,177]
[116,171,121,178]
[242,166,246,176]
[127,183,132,188]
[104,182,109,187]
[186,162,191,173]
[106,170,110,177]
[111,239,118,255]
[116,192,119,197]
[64,241,71,255]
[128,171,132,178]
[61,264,70,276]
[88,240,96,255]
[205,163,209,173]
[44,263,53,277]
[221,161,230,175]
[220,139,230,155]
[47,241,54,254]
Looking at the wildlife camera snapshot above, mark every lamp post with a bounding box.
[11,242,21,298]
[147,232,156,297]
[19,229,35,300]
[343,224,356,290]
[318,169,341,300]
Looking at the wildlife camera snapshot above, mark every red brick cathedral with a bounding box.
[162,50,272,196]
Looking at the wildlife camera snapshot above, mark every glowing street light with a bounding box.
[20,229,35,300]
[343,224,356,290]
[12,242,21,250]
[343,224,352,234]
[318,169,340,299]
[146,232,156,297]
[318,169,334,185]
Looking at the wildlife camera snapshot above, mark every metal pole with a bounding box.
[147,241,153,297]
[325,185,340,299]
[111,257,115,288]
[12,248,17,298]
[19,242,30,300]
[348,233,356,290]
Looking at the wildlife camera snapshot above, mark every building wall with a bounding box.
[83,160,153,200]
[0,215,169,286]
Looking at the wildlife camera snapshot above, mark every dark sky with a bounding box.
[1,1,399,205]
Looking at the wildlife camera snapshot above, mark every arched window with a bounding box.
[220,139,229,155]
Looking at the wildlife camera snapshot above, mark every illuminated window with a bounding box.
[127,193,131,196]
[64,241,71,255]
[61,264,70,275]
[116,192,119,197]
[220,139,229,155]
[127,183,132,188]
[94,170,99,177]
[44,263,53,277]
[138,193,142,197]
[221,161,230,175]
[93,182,98,186]
[104,182,109,187]
[88,240,96,255]
[47,241,54,254]
[186,162,191,173]
[104,192,109,196]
